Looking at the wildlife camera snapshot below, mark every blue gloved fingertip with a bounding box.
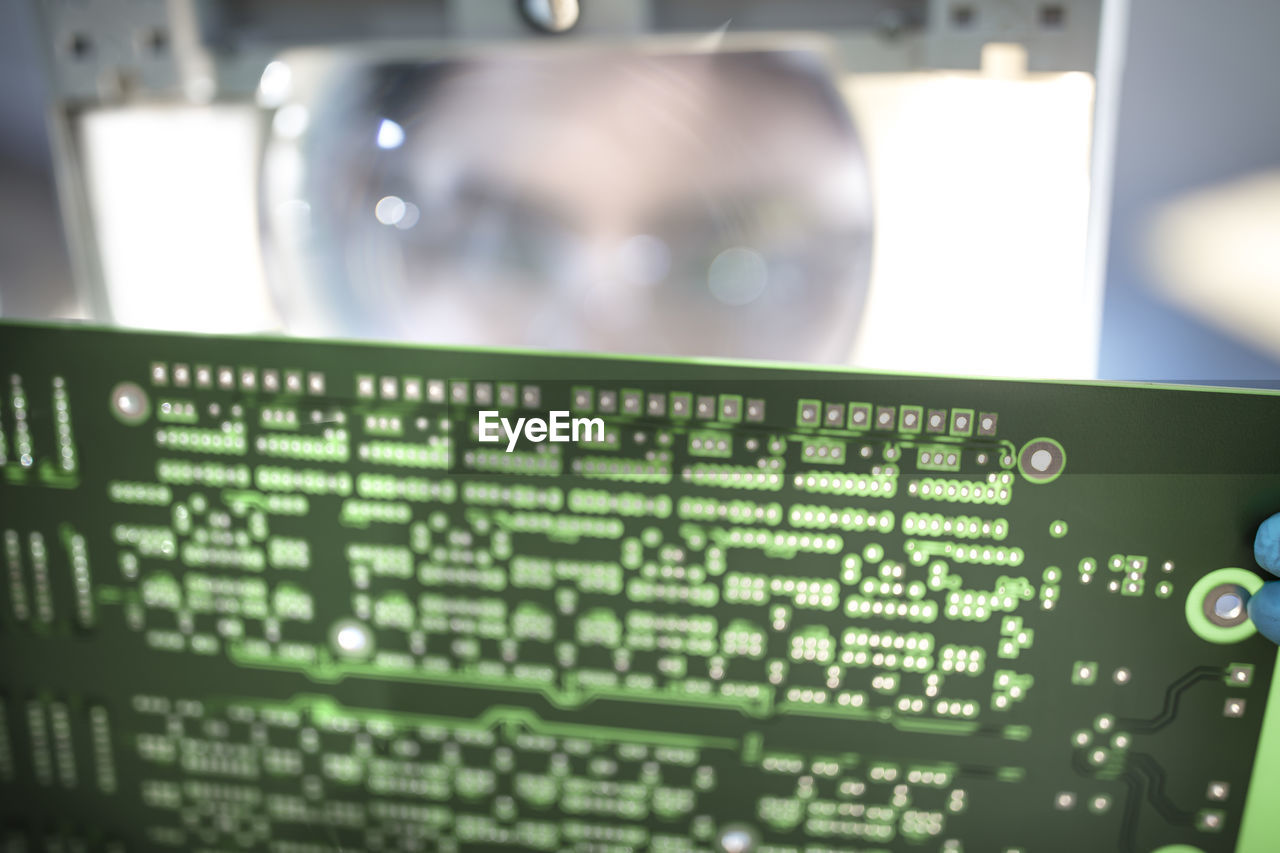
[1254,513,1280,577]
[1248,582,1280,644]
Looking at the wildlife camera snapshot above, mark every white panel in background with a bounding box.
[79,105,278,332]
[843,70,1098,378]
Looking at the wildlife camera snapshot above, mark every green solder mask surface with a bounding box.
[1,321,1280,853]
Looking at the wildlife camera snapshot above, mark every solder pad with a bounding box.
[1,321,1279,853]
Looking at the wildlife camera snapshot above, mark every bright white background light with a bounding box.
[843,68,1098,378]
[80,105,276,332]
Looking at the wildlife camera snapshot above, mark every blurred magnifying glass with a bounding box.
[261,42,873,362]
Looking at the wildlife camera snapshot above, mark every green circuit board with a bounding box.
[1,321,1279,853]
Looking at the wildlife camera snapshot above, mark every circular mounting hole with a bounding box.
[337,625,367,651]
[330,619,375,660]
[1186,569,1263,644]
[1017,438,1066,483]
[110,382,150,424]
[1214,592,1243,621]
[1205,584,1248,627]
[717,826,758,853]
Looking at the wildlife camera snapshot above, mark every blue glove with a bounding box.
[1250,513,1280,643]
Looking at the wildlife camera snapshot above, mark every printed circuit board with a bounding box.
[1,322,1279,852]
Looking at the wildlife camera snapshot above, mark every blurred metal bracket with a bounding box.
[35,0,1102,105]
